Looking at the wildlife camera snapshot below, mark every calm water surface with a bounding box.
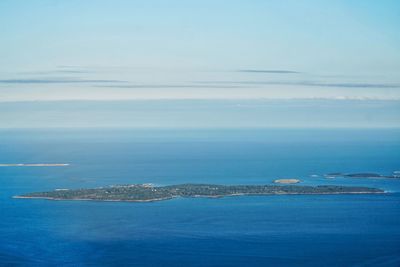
[1,129,399,266]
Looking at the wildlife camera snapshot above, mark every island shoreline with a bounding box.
[13,190,387,203]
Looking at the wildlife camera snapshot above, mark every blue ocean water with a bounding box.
[1,128,399,266]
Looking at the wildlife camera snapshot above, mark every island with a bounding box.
[325,172,400,179]
[0,163,69,167]
[14,183,384,202]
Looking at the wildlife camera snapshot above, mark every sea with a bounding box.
[1,128,399,266]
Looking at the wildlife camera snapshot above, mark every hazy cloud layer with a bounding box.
[1,67,399,102]
[95,84,246,89]
[238,69,300,74]
[196,81,400,89]
[0,78,126,84]
[1,99,399,128]
[20,70,92,75]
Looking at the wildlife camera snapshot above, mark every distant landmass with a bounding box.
[325,172,400,179]
[14,184,384,202]
[0,163,69,167]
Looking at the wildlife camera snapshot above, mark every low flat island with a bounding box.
[14,184,385,202]
[325,172,400,179]
[0,163,69,167]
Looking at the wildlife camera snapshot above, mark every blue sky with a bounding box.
[1,0,399,73]
[0,1,399,127]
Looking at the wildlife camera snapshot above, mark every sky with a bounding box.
[0,0,399,127]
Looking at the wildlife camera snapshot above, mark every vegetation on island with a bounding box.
[15,183,384,202]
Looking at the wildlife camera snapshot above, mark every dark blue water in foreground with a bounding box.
[1,128,400,266]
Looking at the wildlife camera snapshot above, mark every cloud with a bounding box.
[19,70,91,75]
[305,82,400,88]
[0,78,126,84]
[95,84,246,89]
[238,69,300,74]
[16,66,98,75]
[195,80,400,89]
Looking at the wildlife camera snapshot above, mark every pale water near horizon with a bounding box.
[1,128,399,266]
